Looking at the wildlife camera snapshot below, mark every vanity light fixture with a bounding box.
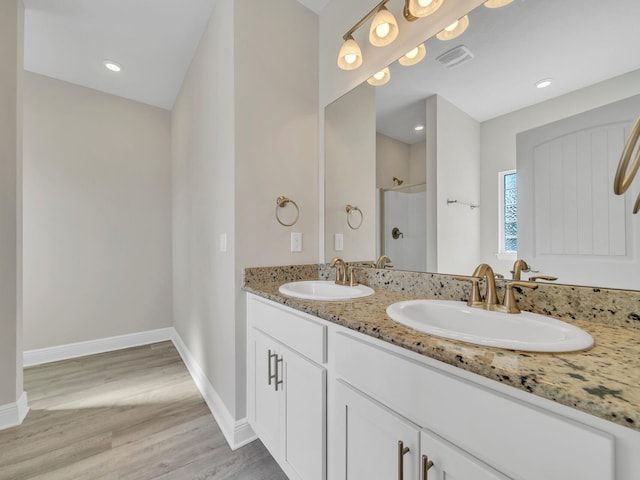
[536,78,553,89]
[398,43,427,66]
[367,67,391,86]
[483,0,513,8]
[436,15,469,41]
[404,0,444,21]
[337,35,363,70]
[103,60,122,72]
[338,0,395,70]
[369,6,399,47]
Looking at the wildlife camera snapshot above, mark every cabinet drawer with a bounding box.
[248,295,326,364]
[334,332,614,480]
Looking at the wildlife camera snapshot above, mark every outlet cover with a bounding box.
[291,232,302,252]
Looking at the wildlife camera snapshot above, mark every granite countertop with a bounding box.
[244,276,640,432]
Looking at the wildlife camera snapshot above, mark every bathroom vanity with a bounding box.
[244,267,640,480]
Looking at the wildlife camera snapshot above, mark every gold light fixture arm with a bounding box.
[343,0,390,40]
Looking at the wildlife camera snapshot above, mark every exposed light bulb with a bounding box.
[445,20,459,32]
[375,22,390,38]
[414,125,425,131]
[345,53,357,64]
[407,0,443,19]
[398,43,426,66]
[406,47,419,59]
[367,67,391,86]
[436,15,469,40]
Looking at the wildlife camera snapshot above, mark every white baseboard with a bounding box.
[0,391,29,430]
[20,327,255,449]
[170,330,257,450]
[23,328,175,367]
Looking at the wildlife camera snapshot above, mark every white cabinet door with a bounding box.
[332,379,420,480]
[249,326,326,480]
[420,430,509,480]
[250,328,282,459]
[283,346,326,480]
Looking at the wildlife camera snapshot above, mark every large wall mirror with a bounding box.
[325,0,640,290]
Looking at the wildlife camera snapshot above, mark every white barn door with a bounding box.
[517,95,640,290]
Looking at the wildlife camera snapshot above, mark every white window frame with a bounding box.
[497,169,517,261]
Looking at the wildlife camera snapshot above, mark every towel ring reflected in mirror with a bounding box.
[275,195,299,227]
[614,116,640,214]
[346,204,364,230]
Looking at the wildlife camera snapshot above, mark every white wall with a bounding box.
[479,69,640,277]
[0,0,23,409]
[427,95,481,275]
[22,73,173,350]
[172,0,318,426]
[409,140,426,184]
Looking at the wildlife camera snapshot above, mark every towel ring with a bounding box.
[614,116,640,196]
[346,204,363,230]
[276,196,299,227]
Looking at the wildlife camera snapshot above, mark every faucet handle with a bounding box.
[499,281,538,314]
[455,276,484,308]
[529,275,558,282]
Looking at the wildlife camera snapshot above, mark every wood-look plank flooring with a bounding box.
[0,342,288,480]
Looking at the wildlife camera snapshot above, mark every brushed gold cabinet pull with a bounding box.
[397,440,410,480]
[267,350,277,386]
[422,454,434,480]
[275,355,284,391]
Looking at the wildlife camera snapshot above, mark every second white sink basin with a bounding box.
[279,280,374,301]
[386,300,593,352]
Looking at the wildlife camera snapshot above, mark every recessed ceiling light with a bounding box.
[414,125,425,132]
[103,60,123,72]
[536,78,552,89]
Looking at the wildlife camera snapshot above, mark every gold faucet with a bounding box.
[329,257,348,285]
[457,263,538,313]
[510,259,537,280]
[471,263,499,310]
[375,255,394,269]
[329,257,359,286]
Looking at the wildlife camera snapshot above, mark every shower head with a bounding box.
[393,177,404,186]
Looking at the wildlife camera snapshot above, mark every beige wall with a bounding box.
[325,83,375,261]
[22,73,172,350]
[171,0,237,417]
[376,133,410,189]
[0,0,23,407]
[172,0,318,422]
[479,69,640,277]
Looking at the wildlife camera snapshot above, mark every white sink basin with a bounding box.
[279,280,374,301]
[386,300,593,352]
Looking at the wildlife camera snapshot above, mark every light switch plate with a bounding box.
[334,233,344,251]
[219,233,227,252]
[291,232,302,252]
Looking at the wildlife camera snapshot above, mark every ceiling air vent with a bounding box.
[436,45,474,69]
